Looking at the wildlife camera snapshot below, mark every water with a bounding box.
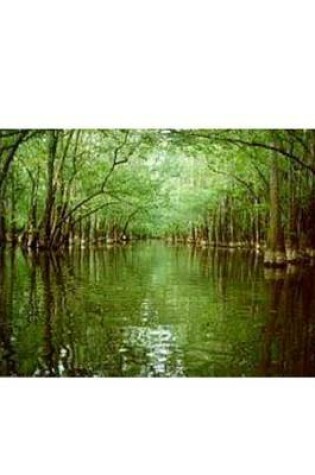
[0,241,315,377]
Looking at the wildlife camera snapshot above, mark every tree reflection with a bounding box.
[0,249,17,375]
[260,266,315,376]
[1,244,315,376]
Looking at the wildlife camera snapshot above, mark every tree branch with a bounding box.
[172,130,315,175]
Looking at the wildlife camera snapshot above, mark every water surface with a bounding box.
[0,242,314,376]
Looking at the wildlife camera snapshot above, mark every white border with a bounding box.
[1,1,315,474]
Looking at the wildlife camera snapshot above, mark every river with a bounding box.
[0,241,314,376]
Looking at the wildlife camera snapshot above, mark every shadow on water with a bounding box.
[259,265,315,376]
[0,242,315,376]
[0,249,18,375]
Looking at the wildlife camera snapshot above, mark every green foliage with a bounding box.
[1,128,315,246]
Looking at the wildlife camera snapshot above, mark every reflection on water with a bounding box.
[0,242,315,376]
[122,323,185,377]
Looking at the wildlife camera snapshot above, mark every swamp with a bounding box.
[0,129,315,376]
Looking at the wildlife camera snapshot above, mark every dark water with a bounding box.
[0,242,315,377]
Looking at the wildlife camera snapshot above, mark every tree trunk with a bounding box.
[285,161,300,262]
[0,207,6,244]
[264,149,286,266]
[42,131,59,248]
